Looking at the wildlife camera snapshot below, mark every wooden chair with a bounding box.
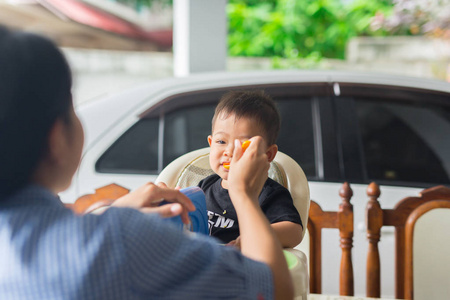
[365,182,450,299]
[307,182,354,296]
[404,199,450,300]
[70,183,129,214]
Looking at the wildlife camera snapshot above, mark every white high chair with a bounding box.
[156,147,311,299]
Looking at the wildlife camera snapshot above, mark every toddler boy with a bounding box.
[198,90,303,248]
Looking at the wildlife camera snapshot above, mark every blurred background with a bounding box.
[2,2,449,298]
[1,0,449,106]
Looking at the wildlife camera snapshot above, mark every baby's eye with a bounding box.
[216,140,226,145]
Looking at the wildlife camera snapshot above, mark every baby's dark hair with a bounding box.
[212,90,280,145]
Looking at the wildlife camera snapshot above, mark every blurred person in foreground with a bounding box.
[0,26,293,300]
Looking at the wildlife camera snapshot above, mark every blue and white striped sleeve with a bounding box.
[114,208,273,300]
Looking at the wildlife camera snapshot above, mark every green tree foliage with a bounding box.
[118,0,395,60]
[228,0,393,59]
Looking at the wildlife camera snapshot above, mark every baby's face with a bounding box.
[208,113,267,188]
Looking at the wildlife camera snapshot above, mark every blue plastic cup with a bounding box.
[159,186,208,235]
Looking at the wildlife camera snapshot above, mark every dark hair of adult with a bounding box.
[212,90,281,145]
[0,26,73,197]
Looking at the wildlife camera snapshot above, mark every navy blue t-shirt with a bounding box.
[198,174,303,243]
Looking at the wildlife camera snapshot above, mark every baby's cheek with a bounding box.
[209,156,216,167]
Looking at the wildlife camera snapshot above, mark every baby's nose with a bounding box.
[224,142,235,157]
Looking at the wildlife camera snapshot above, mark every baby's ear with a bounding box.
[266,144,278,162]
[207,135,212,146]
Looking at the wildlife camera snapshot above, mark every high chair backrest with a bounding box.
[155,147,310,239]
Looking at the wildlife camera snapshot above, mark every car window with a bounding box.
[96,118,159,174]
[96,88,320,178]
[163,98,318,177]
[277,98,316,178]
[163,105,216,166]
[355,100,450,185]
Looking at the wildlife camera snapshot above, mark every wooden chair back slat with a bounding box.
[365,182,382,298]
[308,182,354,296]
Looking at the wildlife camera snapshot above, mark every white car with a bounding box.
[62,70,450,297]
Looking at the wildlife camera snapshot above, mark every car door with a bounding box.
[328,81,450,296]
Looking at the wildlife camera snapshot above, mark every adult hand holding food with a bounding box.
[227,136,294,300]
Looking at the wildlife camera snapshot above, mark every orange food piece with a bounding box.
[223,141,250,170]
[241,140,251,151]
